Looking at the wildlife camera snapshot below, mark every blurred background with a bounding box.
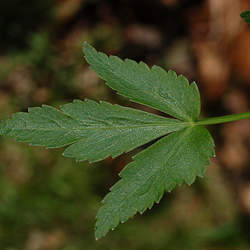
[0,0,250,249]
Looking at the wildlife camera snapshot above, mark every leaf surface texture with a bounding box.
[95,126,214,239]
[0,99,187,162]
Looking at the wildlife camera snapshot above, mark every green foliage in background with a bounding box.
[0,0,54,52]
[241,10,250,24]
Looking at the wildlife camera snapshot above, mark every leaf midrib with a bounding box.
[6,122,191,132]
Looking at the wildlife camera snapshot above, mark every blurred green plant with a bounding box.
[241,10,250,24]
[0,0,55,52]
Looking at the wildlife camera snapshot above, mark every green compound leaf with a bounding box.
[95,126,214,239]
[241,10,250,24]
[83,42,200,122]
[0,43,215,240]
[0,99,187,162]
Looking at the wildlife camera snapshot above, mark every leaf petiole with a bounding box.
[195,111,250,126]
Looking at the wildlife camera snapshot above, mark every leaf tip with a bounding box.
[82,41,96,55]
[82,41,89,50]
[94,228,105,241]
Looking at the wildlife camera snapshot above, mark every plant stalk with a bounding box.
[195,111,250,126]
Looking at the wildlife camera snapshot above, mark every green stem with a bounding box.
[195,111,250,126]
